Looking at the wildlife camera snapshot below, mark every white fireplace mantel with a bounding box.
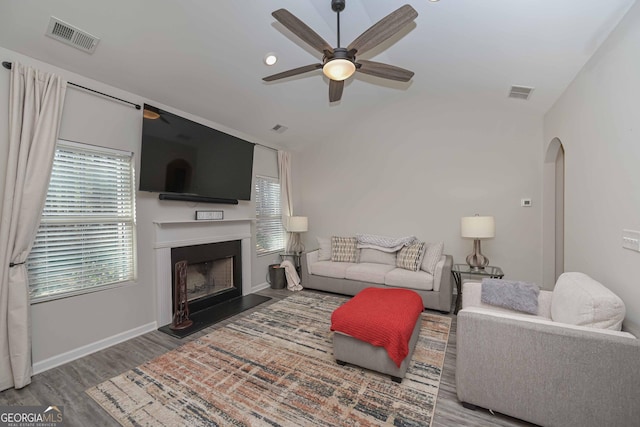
[153,218,253,326]
[153,218,254,226]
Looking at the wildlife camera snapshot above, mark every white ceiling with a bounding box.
[0,0,635,150]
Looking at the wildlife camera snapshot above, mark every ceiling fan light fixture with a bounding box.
[323,58,355,81]
[143,108,160,120]
[264,52,278,66]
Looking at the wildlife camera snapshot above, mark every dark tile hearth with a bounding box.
[158,294,271,338]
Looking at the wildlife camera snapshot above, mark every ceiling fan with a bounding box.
[263,0,418,102]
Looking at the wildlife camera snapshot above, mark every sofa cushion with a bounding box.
[359,248,397,266]
[421,241,444,274]
[331,236,358,263]
[310,261,357,279]
[345,263,395,284]
[385,268,434,291]
[396,242,426,271]
[316,237,331,261]
[551,272,626,331]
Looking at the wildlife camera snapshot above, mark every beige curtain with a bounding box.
[0,62,66,391]
[278,151,294,252]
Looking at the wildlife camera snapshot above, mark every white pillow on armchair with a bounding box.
[551,272,625,331]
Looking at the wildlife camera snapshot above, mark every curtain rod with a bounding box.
[2,61,141,110]
[3,61,282,152]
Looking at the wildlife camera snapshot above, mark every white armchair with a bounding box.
[456,273,640,427]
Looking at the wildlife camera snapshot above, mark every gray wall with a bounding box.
[544,2,640,324]
[0,46,281,367]
[294,98,544,285]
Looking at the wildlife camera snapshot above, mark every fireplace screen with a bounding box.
[186,257,234,302]
[171,240,242,314]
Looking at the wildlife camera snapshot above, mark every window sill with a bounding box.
[30,279,137,304]
[257,249,284,258]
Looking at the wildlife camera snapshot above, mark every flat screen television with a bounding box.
[139,104,255,203]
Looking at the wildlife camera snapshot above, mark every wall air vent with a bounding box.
[46,17,100,54]
[270,124,288,133]
[508,85,534,100]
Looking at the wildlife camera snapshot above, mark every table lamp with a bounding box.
[461,215,495,271]
[286,216,308,254]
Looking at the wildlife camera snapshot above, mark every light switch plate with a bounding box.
[521,198,532,207]
[622,229,640,252]
[196,210,223,220]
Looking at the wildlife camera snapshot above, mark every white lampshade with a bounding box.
[461,216,495,239]
[323,59,356,81]
[287,216,308,232]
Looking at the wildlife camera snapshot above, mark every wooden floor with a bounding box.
[0,289,535,427]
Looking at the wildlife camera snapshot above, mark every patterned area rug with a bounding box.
[87,292,451,426]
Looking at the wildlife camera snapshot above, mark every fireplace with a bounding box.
[171,240,242,314]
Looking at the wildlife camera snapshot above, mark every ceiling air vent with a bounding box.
[508,85,534,100]
[46,17,100,54]
[270,124,288,134]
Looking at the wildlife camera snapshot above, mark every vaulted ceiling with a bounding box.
[0,0,635,150]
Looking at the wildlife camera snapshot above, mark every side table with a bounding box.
[279,252,302,277]
[452,264,504,314]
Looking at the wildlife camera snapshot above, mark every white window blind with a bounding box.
[255,175,285,255]
[27,140,137,302]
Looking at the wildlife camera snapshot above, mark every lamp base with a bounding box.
[466,239,489,271]
[288,232,305,255]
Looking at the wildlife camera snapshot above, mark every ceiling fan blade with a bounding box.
[329,79,344,102]
[272,9,333,55]
[357,60,414,82]
[263,63,323,82]
[347,4,418,56]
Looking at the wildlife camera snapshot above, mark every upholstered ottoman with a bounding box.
[330,287,424,383]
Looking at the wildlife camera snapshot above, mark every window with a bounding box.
[255,175,285,255]
[27,140,136,302]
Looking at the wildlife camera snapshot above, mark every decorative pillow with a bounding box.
[421,241,444,274]
[317,237,331,261]
[551,272,625,331]
[481,278,540,314]
[331,236,358,263]
[396,242,426,272]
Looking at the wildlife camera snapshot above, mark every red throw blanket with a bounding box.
[330,288,423,367]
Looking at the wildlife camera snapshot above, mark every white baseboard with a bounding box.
[252,282,270,292]
[33,321,158,375]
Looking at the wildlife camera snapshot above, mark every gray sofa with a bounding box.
[301,249,453,312]
[456,273,640,427]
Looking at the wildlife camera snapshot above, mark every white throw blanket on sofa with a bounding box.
[280,260,303,291]
[356,234,418,252]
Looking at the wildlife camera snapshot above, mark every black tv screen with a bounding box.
[139,104,255,201]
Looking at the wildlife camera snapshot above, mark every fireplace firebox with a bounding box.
[170,240,242,315]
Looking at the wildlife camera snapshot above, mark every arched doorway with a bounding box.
[543,138,565,287]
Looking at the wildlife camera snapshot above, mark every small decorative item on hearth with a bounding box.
[461,214,495,271]
[170,260,193,330]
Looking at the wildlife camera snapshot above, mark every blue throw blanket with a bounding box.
[481,278,540,314]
